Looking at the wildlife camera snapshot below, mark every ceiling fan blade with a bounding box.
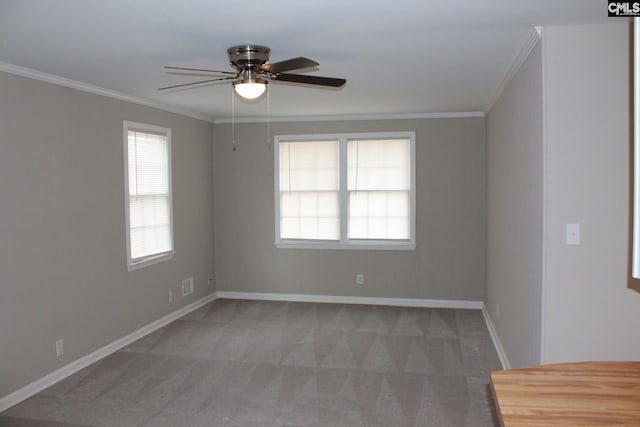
[159,76,236,91]
[261,57,319,74]
[164,66,236,75]
[274,73,346,87]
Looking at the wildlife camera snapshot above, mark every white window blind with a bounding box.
[124,122,173,269]
[275,132,415,250]
[348,138,410,239]
[279,140,339,240]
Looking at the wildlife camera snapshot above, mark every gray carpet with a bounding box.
[0,299,502,427]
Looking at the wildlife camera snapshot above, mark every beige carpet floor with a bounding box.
[0,299,503,426]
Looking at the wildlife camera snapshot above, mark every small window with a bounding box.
[279,139,340,240]
[123,121,174,270]
[348,138,411,240]
[274,132,416,250]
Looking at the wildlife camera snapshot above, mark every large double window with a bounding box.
[274,132,415,249]
[123,121,174,270]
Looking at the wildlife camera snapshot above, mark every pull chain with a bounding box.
[231,86,236,151]
[355,139,359,194]
[288,144,292,194]
[267,85,271,150]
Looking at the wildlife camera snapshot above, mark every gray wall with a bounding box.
[486,41,543,368]
[485,22,640,367]
[0,72,215,397]
[541,23,640,362]
[213,118,486,301]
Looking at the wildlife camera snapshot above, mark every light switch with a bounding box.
[566,223,580,245]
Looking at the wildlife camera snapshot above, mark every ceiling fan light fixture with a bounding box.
[234,81,267,99]
[160,44,346,97]
[234,69,267,99]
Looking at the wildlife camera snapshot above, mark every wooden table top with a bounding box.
[490,361,640,426]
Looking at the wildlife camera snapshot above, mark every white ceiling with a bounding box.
[0,0,609,121]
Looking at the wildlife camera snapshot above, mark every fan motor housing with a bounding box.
[227,45,270,69]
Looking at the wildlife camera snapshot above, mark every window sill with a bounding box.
[127,252,174,271]
[275,240,415,251]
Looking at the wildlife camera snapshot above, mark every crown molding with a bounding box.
[0,62,212,122]
[213,111,485,124]
[0,61,488,125]
[485,26,542,113]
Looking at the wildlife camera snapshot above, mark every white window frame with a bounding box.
[123,121,174,270]
[274,132,416,250]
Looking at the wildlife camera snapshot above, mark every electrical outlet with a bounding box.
[181,277,194,296]
[356,274,364,285]
[208,275,213,285]
[55,339,64,357]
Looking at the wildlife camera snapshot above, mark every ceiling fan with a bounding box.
[160,45,346,99]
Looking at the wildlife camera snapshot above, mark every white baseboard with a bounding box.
[0,292,217,413]
[216,291,483,309]
[482,305,511,370]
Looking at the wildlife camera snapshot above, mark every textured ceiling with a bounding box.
[0,0,610,121]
